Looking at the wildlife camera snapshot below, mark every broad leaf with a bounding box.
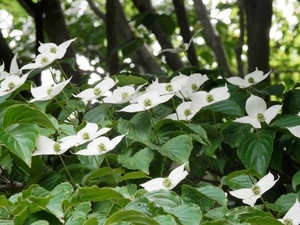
[237,130,275,175]
[104,210,159,225]
[0,124,38,167]
[168,203,202,225]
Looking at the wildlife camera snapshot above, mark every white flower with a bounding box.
[0,53,20,80]
[140,164,188,192]
[119,91,173,112]
[234,95,281,129]
[278,199,300,225]
[189,85,230,108]
[38,38,77,59]
[21,38,76,71]
[74,134,125,155]
[226,68,270,88]
[176,73,209,99]
[33,135,72,155]
[229,172,279,207]
[0,73,29,97]
[147,75,187,95]
[30,77,71,102]
[166,101,201,121]
[20,53,57,70]
[74,76,117,102]
[287,126,300,138]
[59,122,111,147]
[103,85,137,104]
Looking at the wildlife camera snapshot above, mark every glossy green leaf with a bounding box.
[65,202,91,225]
[154,215,177,225]
[118,171,150,183]
[203,99,244,117]
[168,203,202,225]
[118,147,154,174]
[0,124,38,167]
[104,210,159,225]
[201,219,235,225]
[157,135,193,164]
[3,104,57,130]
[237,130,275,175]
[292,171,300,191]
[270,115,300,128]
[181,185,226,212]
[244,216,282,225]
[143,190,181,211]
[113,74,147,86]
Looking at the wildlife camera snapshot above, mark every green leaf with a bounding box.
[82,167,124,186]
[113,74,147,86]
[157,135,193,164]
[65,202,91,225]
[83,105,110,123]
[154,215,177,225]
[237,130,275,175]
[221,170,258,190]
[118,112,152,144]
[204,99,244,117]
[270,115,300,128]
[0,124,38,167]
[118,147,154,174]
[168,203,202,225]
[104,210,159,225]
[3,104,57,130]
[118,37,144,58]
[282,89,300,114]
[143,190,181,211]
[181,185,226,212]
[292,171,300,191]
[201,219,234,225]
[244,216,282,225]
[118,171,150,183]
[158,14,175,37]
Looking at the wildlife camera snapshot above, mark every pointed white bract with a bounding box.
[119,91,173,112]
[229,172,279,207]
[75,134,125,155]
[146,76,187,95]
[74,76,117,102]
[33,135,73,155]
[30,77,72,102]
[21,38,76,71]
[287,125,300,138]
[278,199,300,225]
[189,85,230,108]
[166,101,201,121]
[140,164,188,192]
[226,68,270,88]
[234,95,281,128]
[60,122,111,147]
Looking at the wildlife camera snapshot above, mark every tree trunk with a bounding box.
[243,0,273,74]
[0,31,14,70]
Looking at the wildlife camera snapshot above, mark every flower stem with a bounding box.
[59,155,75,185]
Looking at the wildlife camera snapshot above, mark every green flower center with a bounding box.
[184,108,192,117]
[122,92,129,99]
[251,185,261,195]
[82,132,90,140]
[165,84,173,92]
[8,82,16,90]
[206,94,214,103]
[50,47,57,53]
[162,178,172,188]
[248,77,255,83]
[47,88,53,95]
[41,56,49,64]
[53,143,61,152]
[143,98,152,107]
[283,218,293,225]
[191,83,198,91]
[257,113,265,122]
[93,87,101,96]
[98,143,106,152]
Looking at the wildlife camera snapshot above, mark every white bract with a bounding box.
[226,68,270,88]
[60,122,111,147]
[74,76,117,102]
[140,164,188,192]
[0,53,20,80]
[176,73,209,99]
[119,91,173,112]
[33,135,72,155]
[234,95,281,129]
[229,172,279,207]
[147,75,187,95]
[166,101,201,121]
[75,134,125,155]
[30,77,72,102]
[278,199,300,225]
[21,38,76,71]
[287,126,300,138]
[0,74,29,97]
[103,85,136,104]
[189,85,230,108]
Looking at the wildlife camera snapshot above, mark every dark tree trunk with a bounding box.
[173,0,199,67]
[243,0,273,74]
[0,31,14,70]
[106,0,120,75]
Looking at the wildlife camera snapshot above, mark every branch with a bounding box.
[172,0,199,67]
[132,0,184,71]
[193,0,234,77]
[235,0,245,77]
